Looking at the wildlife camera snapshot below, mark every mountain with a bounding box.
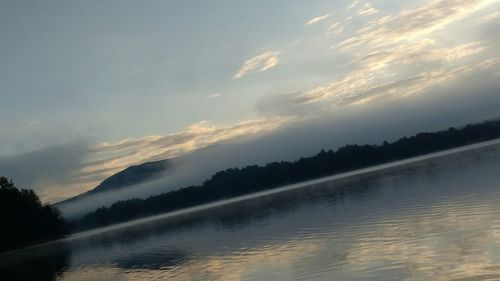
[58,159,171,205]
[88,160,170,194]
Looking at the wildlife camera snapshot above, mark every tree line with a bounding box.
[0,177,70,253]
[77,119,500,230]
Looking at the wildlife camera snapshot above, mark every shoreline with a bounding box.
[3,137,498,257]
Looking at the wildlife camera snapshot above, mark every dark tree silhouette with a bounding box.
[75,119,500,230]
[0,178,70,253]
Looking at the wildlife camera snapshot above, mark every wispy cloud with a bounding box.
[233,51,280,79]
[348,41,485,71]
[327,22,344,35]
[254,0,496,113]
[258,38,496,115]
[207,93,225,99]
[305,13,332,25]
[480,10,500,22]
[357,3,378,16]
[335,0,495,51]
[347,0,360,10]
[305,43,492,104]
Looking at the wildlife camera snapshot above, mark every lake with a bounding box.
[2,140,500,281]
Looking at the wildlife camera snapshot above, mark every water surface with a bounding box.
[2,141,500,281]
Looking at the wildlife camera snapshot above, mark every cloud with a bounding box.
[479,16,500,49]
[335,0,495,51]
[315,58,498,108]
[357,3,379,16]
[257,39,496,115]
[327,22,344,35]
[305,13,332,26]
[192,93,225,99]
[347,0,360,10]
[480,10,500,22]
[0,141,88,202]
[348,41,484,70]
[207,93,224,99]
[233,51,280,79]
[274,0,498,115]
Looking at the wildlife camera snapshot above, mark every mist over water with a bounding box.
[4,141,500,280]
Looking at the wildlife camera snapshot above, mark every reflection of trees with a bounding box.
[0,243,71,281]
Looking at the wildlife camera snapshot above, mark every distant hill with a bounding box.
[58,159,171,205]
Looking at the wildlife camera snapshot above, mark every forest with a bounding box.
[77,119,500,230]
[0,177,70,253]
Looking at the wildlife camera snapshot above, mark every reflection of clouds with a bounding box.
[61,239,323,281]
[60,266,125,281]
[189,200,500,280]
[114,249,189,270]
[339,210,496,280]
[194,242,321,280]
[138,239,322,281]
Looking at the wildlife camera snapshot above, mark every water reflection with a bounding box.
[114,248,189,270]
[1,142,500,280]
[0,243,70,281]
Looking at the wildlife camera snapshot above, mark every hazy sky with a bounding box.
[1,0,499,203]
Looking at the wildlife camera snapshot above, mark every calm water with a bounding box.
[3,141,500,281]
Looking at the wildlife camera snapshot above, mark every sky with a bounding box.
[1,0,500,204]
